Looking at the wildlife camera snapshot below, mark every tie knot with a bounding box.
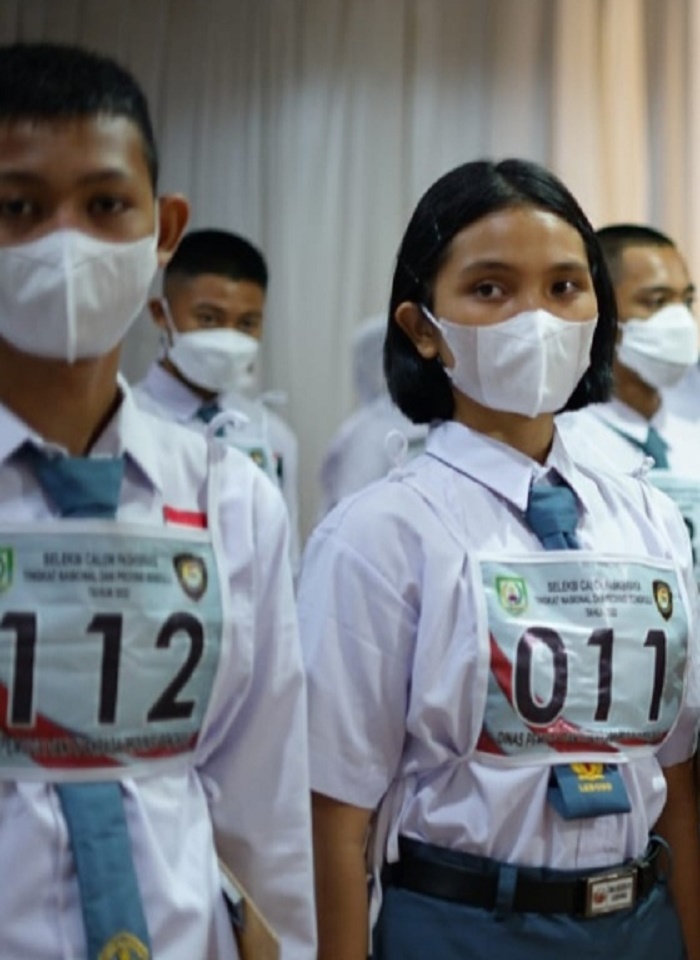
[525,481,580,551]
[24,446,124,519]
[196,400,223,425]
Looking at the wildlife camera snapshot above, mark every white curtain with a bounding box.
[0,0,698,537]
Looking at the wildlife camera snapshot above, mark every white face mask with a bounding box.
[423,306,598,418]
[0,220,159,362]
[617,303,699,389]
[163,302,260,393]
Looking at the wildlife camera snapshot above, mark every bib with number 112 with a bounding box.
[0,522,223,780]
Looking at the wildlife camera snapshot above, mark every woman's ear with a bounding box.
[155,194,190,267]
[394,301,443,359]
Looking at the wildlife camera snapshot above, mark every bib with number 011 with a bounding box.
[646,472,700,588]
[0,523,223,780]
[475,555,688,766]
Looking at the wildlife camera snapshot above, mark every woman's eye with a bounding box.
[552,279,579,296]
[473,281,504,299]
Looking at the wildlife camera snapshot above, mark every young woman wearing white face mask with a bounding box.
[297,160,700,960]
[558,225,700,585]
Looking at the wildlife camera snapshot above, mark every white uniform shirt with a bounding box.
[557,398,700,477]
[298,421,700,874]
[664,365,700,423]
[319,394,428,517]
[0,384,315,960]
[133,363,301,571]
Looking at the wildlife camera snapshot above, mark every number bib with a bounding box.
[646,472,700,588]
[474,555,688,766]
[0,523,223,780]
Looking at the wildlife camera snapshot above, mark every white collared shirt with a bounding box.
[298,420,700,873]
[0,383,315,960]
[558,397,700,477]
[318,394,428,517]
[133,363,301,571]
[664,365,700,422]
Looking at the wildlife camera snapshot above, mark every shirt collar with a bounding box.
[141,361,203,421]
[425,420,586,513]
[0,375,163,493]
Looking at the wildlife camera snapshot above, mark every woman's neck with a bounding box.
[451,390,555,464]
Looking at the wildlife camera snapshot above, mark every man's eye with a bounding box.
[0,198,36,218]
[89,196,129,215]
[238,318,260,333]
[196,313,219,326]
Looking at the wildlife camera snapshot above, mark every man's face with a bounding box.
[615,244,695,324]
[0,115,159,247]
[160,273,266,341]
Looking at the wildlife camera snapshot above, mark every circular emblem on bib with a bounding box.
[174,553,208,601]
[652,580,673,621]
[97,932,150,960]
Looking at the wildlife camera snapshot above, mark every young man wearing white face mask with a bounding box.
[134,229,301,570]
[0,43,315,960]
[559,224,700,577]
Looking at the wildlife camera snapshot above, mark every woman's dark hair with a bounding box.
[384,158,617,423]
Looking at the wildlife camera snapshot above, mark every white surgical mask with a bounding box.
[617,303,699,389]
[163,302,260,393]
[0,219,159,362]
[423,306,597,418]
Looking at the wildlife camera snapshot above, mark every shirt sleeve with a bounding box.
[197,458,316,960]
[297,497,418,809]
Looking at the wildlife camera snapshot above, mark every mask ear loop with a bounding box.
[156,297,180,359]
[206,409,251,441]
[384,429,409,468]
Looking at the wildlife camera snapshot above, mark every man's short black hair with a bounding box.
[165,230,268,290]
[384,158,618,423]
[596,223,676,283]
[0,42,158,187]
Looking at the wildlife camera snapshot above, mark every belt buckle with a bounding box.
[584,867,637,917]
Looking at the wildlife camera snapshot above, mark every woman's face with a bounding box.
[431,204,597,334]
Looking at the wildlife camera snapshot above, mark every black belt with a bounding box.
[383,837,664,919]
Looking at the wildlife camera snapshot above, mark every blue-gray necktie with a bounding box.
[27,449,152,960]
[637,425,670,469]
[196,400,223,425]
[525,482,580,550]
[523,476,632,818]
[614,423,669,469]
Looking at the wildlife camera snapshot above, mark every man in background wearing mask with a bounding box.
[0,43,315,960]
[559,223,700,577]
[134,229,301,570]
